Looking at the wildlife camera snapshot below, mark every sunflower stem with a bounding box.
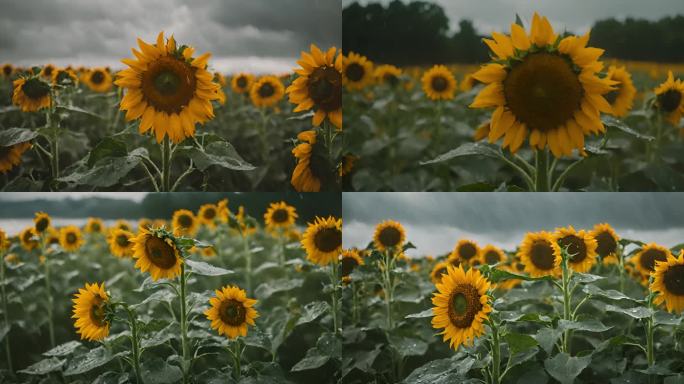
[125,306,144,384]
[351,281,360,325]
[329,259,341,335]
[230,338,242,380]
[0,253,13,374]
[161,138,172,192]
[534,149,550,192]
[560,249,572,355]
[490,319,501,384]
[179,263,190,383]
[645,287,656,373]
[41,236,56,348]
[617,244,626,293]
[241,233,253,296]
[382,250,395,330]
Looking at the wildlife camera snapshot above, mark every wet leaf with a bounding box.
[544,353,591,384]
[0,127,38,146]
[185,259,233,276]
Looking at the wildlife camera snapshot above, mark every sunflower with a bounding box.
[480,245,505,265]
[60,225,84,252]
[205,285,258,339]
[115,31,222,144]
[374,64,402,86]
[2,64,13,77]
[470,13,617,157]
[343,52,374,91]
[0,229,9,251]
[590,223,619,264]
[651,251,684,313]
[301,216,342,266]
[518,231,561,277]
[72,282,110,341]
[450,240,480,265]
[33,212,51,234]
[45,227,60,247]
[291,130,335,192]
[264,201,298,230]
[340,249,364,283]
[85,218,105,234]
[12,76,51,112]
[216,198,230,223]
[431,265,492,350]
[373,220,406,253]
[460,74,481,92]
[235,206,257,236]
[0,142,31,174]
[654,71,684,126]
[114,220,132,232]
[422,65,457,101]
[19,227,39,251]
[250,75,284,108]
[554,226,598,273]
[603,66,636,117]
[473,121,491,142]
[108,229,134,258]
[231,73,254,94]
[197,203,219,229]
[82,68,113,93]
[52,68,78,86]
[40,64,56,79]
[172,209,198,236]
[339,154,357,177]
[430,261,450,284]
[634,243,671,277]
[131,226,183,281]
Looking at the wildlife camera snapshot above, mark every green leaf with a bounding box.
[87,137,128,167]
[43,340,82,357]
[500,312,551,323]
[534,327,563,355]
[56,105,102,119]
[402,355,475,384]
[296,301,329,326]
[291,333,341,372]
[421,142,502,165]
[558,319,612,332]
[63,346,122,376]
[18,357,66,375]
[505,332,539,355]
[544,353,591,384]
[405,308,433,319]
[255,278,303,300]
[185,259,233,276]
[141,323,178,349]
[604,304,652,319]
[390,335,428,358]
[456,182,497,192]
[571,272,604,284]
[189,141,255,171]
[56,147,147,187]
[290,354,330,372]
[141,357,184,384]
[603,116,654,141]
[488,268,554,283]
[242,328,272,352]
[582,284,637,302]
[0,127,38,146]
[655,311,682,326]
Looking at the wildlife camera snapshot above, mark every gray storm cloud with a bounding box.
[0,0,341,74]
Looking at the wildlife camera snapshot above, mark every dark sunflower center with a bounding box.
[178,214,193,228]
[378,227,401,248]
[271,209,289,223]
[448,284,482,328]
[640,249,667,272]
[3,66,11,76]
[504,53,582,132]
[431,76,448,92]
[595,231,617,257]
[55,71,74,85]
[434,267,447,279]
[116,234,129,247]
[515,262,525,272]
[22,78,50,99]
[89,297,106,327]
[141,56,196,113]
[66,233,77,244]
[558,235,587,264]
[345,63,364,82]
[340,256,359,277]
[22,231,33,243]
[35,218,49,232]
[313,227,342,253]
[459,243,477,260]
[144,236,177,269]
[237,76,247,88]
[383,74,398,86]
[43,67,53,77]
[604,89,619,105]
[91,71,105,85]
[530,240,556,270]
[663,265,684,295]
[308,66,342,111]
[258,82,275,98]
[219,299,246,326]
[658,90,682,113]
[203,208,216,220]
[91,223,101,232]
[484,250,501,265]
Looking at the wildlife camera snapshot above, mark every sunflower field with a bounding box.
[342,13,684,192]
[0,33,345,192]
[0,198,345,383]
[339,220,684,383]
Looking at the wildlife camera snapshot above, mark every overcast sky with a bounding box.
[343,193,684,257]
[0,0,341,74]
[342,0,684,34]
[0,192,146,202]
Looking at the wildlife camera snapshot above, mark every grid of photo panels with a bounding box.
[0,0,684,383]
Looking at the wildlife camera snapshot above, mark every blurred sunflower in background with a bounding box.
[0,142,32,173]
[634,243,671,277]
[205,285,258,339]
[291,130,335,192]
[108,229,134,258]
[301,216,342,266]
[518,231,561,277]
[72,282,110,341]
[172,209,198,236]
[555,226,598,272]
[12,76,51,112]
[421,65,457,101]
[480,245,505,265]
[590,223,620,264]
[198,203,219,229]
[343,52,374,91]
[2,63,13,77]
[264,201,298,229]
[82,68,113,93]
[114,220,132,232]
[450,239,480,265]
[19,227,39,251]
[250,75,285,108]
[40,64,56,79]
[60,225,84,252]
[231,73,254,94]
[430,261,450,284]
[654,71,684,126]
[340,249,364,283]
[52,68,78,86]
[85,218,105,234]
[131,227,183,281]
[374,64,402,86]
[651,251,684,313]
[373,220,406,253]
[33,212,51,234]
[45,227,60,247]
[604,66,636,117]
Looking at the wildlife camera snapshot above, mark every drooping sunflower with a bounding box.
[518,231,561,277]
[115,31,222,144]
[373,220,406,253]
[470,13,617,157]
[343,52,374,91]
[301,216,342,266]
[108,229,134,258]
[12,76,51,112]
[291,130,335,192]
[603,66,636,117]
[205,285,258,339]
[340,248,364,283]
[72,282,110,341]
[131,227,183,281]
[2,63,13,77]
[287,45,343,129]
[421,65,457,101]
[373,64,402,86]
[82,68,113,93]
[264,201,298,230]
[431,265,492,350]
[197,203,219,229]
[554,226,598,273]
[430,261,450,284]
[654,71,684,126]
[634,243,672,277]
[19,227,39,251]
[85,218,105,234]
[52,68,78,86]
[480,245,505,265]
[33,212,51,234]
[231,73,255,94]
[651,251,684,313]
[172,209,198,236]
[0,142,31,174]
[60,225,84,252]
[590,223,620,264]
[450,239,480,265]
[40,64,56,79]
[250,75,285,108]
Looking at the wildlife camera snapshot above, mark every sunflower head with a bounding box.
[301,216,342,266]
[2,64,13,77]
[72,282,111,341]
[250,75,284,108]
[34,212,51,234]
[431,265,492,350]
[338,154,357,177]
[374,64,402,86]
[172,209,198,236]
[198,204,219,228]
[604,66,636,117]
[554,226,598,273]
[340,249,364,283]
[12,75,52,112]
[205,285,258,339]
[343,52,374,91]
[373,220,406,253]
[480,245,505,265]
[518,231,561,277]
[83,68,113,93]
[115,220,132,232]
[108,229,134,258]
[430,261,450,284]
[52,68,78,87]
[653,71,684,126]
[634,243,672,277]
[19,227,39,251]
[40,64,55,78]
[60,225,84,252]
[85,217,105,234]
[590,223,619,261]
[651,251,684,313]
[231,73,255,94]
[0,142,32,174]
[291,130,337,192]
[450,239,480,264]
[264,201,298,230]
[422,65,457,101]
[131,226,183,281]
[216,199,230,223]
